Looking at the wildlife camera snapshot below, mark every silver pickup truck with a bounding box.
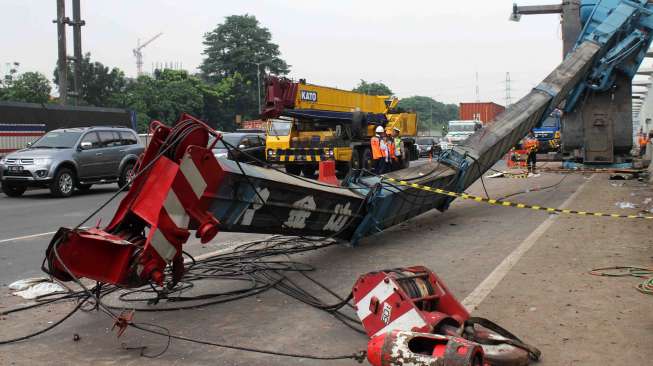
[0,126,144,197]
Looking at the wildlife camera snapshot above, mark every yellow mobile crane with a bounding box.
[261,77,418,176]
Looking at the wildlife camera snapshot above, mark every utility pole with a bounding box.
[505,72,513,108]
[256,62,262,114]
[71,0,85,104]
[54,0,68,105]
[475,72,480,102]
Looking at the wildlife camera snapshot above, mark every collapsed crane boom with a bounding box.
[45,0,653,288]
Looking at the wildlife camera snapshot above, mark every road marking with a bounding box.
[461,175,592,312]
[0,231,58,244]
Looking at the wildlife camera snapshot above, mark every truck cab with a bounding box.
[533,110,562,152]
[441,120,482,149]
[265,117,340,176]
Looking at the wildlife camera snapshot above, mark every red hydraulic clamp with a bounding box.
[45,114,224,288]
[352,266,469,338]
[353,266,539,366]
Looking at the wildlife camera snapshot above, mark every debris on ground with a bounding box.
[486,170,531,179]
[9,278,66,300]
[8,277,50,291]
[609,173,634,180]
[487,172,505,178]
[615,201,637,209]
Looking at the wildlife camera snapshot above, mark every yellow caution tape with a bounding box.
[504,173,529,179]
[384,177,653,220]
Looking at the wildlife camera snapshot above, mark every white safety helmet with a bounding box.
[375,126,385,134]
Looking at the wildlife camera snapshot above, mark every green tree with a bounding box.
[111,69,204,132]
[398,96,458,134]
[200,14,289,119]
[201,72,248,131]
[53,53,126,106]
[352,80,393,96]
[0,66,51,104]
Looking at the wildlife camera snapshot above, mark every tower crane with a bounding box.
[133,32,163,76]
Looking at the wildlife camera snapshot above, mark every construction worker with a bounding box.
[392,127,402,170]
[386,135,395,172]
[379,134,391,174]
[371,126,385,174]
[524,131,540,174]
[638,131,649,157]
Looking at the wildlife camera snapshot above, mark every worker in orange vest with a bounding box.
[383,135,395,173]
[523,131,540,174]
[638,131,649,157]
[386,134,396,172]
[371,126,385,174]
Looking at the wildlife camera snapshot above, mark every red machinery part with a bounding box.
[352,266,470,338]
[353,266,536,366]
[367,330,485,366]
[261,76,299,119]
[45,115,224,288]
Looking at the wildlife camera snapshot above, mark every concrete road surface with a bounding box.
[1,164,651,365]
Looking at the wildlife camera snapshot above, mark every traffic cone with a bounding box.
[318,160,338,185]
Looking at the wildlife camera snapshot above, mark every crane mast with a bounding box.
[133,32,163,76]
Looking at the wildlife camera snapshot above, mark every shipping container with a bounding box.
[459,102,505,124]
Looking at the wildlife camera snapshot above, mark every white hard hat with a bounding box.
[375,126,385,133]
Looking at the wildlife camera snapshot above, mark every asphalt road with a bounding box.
[0,185,269,285]
[0,160,432,284]
[1,161,600,365]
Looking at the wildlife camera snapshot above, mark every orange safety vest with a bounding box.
[524,138,539,152]
[371,136,382,159]
[388,140,396,159]
[639,134,649,147]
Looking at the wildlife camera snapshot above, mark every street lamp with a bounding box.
[254,59,275,114]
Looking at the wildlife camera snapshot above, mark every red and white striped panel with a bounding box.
[0,124,45,155]
[355,275,429,337]
[144,150,220,268]
[149,154,206,263]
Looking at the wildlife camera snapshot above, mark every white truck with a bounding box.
[440,120,482,150]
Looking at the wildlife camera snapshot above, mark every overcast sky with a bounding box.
[3,0,571,105]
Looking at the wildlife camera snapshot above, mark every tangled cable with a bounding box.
[2,235,367,361]
[110,235,363,331]
[589,266,653,295]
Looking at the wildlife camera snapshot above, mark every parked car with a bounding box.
[415,137,441,158]
[0,127,144,198]
[212,132,266,165]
